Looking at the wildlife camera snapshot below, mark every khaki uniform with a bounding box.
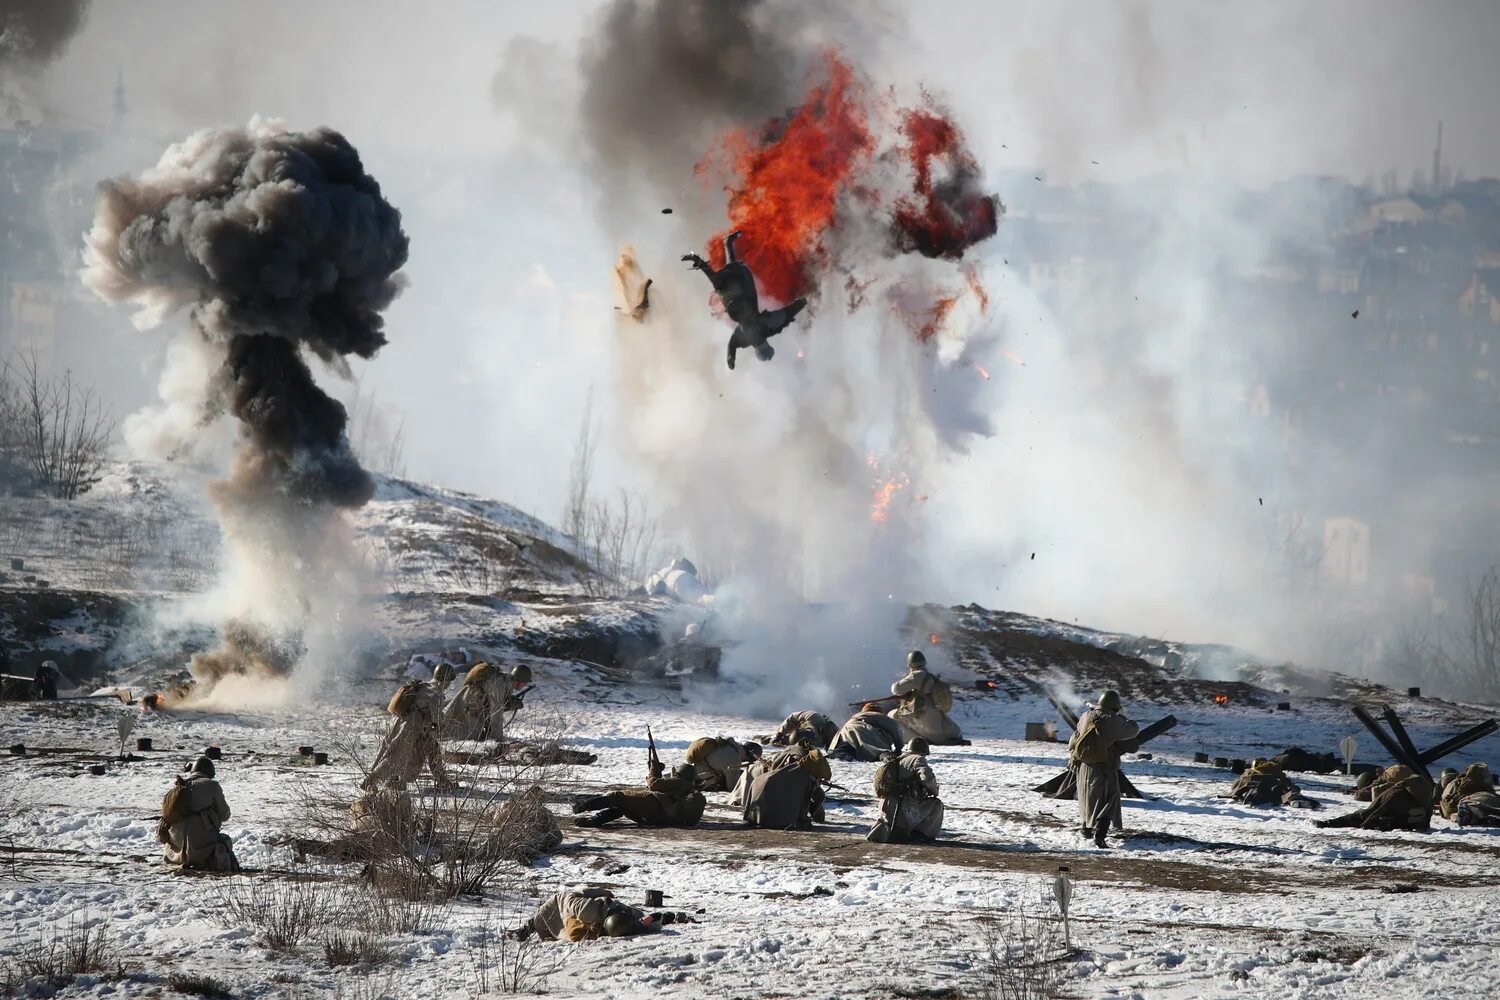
[159,774,236,871]
[1228,760,1318,808]
[828,712,906,762]
[686,737,754,792]
[574,772,706,828]
[741,744,827,829]
[366,683,452,790]
[764,711,838,748]
[867,752,943,843]
[1318,765,1433,831]
[531,889,640,942]
[1439,764,1494,820]
[442,669,511,742]
[889,669,965,745]
[1071,707,1139,837]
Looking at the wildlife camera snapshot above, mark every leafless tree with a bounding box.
[1383,566,1500,704]
[576,489,662,598]
[562,389,596,543]
[347,376,408,480]
[6,350,114,499]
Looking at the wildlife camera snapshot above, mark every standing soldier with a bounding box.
[1069,690,1139,848]
[867,738,944,843]
[159,756,238,871]
[365,671,454,791]
[442,661,519,741]
[571,762,707,828]
[889,651,967,746]
[685,736,762,791]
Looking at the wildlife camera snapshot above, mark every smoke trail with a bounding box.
[0,0,91,72]
[82,118,408,694]
[561,0,999,714]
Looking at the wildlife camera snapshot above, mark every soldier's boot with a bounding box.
[507,920,536,942]
[572,795,615,814]
[576,808,625,828]
[1093,826,1108,849]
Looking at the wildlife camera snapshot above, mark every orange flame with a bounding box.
[972,362,991,380]
[891,104,1000,259]
[1001,349,1026,367]
[697,52,874,305]
[1213,693,1229,706]
[928,633,942,645]
[868,452,912,524]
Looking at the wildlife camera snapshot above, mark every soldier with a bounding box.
[442,661,513,741]
[685,736,762,792]
[365,674,454,791]
[571,762,707,828]
[158,757,238,872]
[509,889,693,942]
[489,785,564,863]
[1227,758,1319,809]
[828,704,907,762]
[1316,764,1434,831]
[761,710,838,749]
[889,651,967,746]
[1069,689,1140,848]
[741,741,831,830]
[31,661,60,700]
[1348,769,1376,798]
[867,738,944,843]
[1439,763,1498,825]
[682,230,808,370]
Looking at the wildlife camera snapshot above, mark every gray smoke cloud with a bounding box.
[0,0,91,72]
[82,118,408,695]
[544,0,994,715]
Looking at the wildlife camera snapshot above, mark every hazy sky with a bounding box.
[8,1,1500,656]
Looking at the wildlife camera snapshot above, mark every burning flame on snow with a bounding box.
[928,633,942,645]
[1213,693,1229,706]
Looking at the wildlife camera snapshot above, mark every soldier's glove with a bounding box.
[504,695,524,711]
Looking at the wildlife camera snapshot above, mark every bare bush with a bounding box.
[1,913,120,994]
[347,377,408,479]
[4,350,114,500]
[561,389,596,544]
[212,866,342,951]
[467,919,565,997]
[975,905,1070,1000]
[167,971,234,998]
[1384,566,1500,704]
[323,931,394,968]
[576,489,662,598]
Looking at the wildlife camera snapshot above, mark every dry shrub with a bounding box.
[212,867,341,951]
[323,931,394,968]
[167,971,234,998]
[467,919,565,996]
[1,913,119,994]
[976,904,1070,1000]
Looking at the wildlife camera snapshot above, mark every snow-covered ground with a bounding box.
[3,464,1498,998]
[3,656,1497,1000]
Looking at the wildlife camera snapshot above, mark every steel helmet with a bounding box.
[432,662,455,688]
[905,737,931,756]
[511,664,533,684]
[1098,690,1123,713]
[603,912,636,938]
[907,650,927,669]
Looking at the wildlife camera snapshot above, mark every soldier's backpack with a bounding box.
[798,748,832,783]
[161,775,192,825]
[685,737,724,764]
[387,680,424,716]
[929,675,954,713]
[465,661,498,687]
[873,755,906,798]
[1068,718,1111,766]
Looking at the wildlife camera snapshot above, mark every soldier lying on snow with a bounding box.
[159,757,239,872]
[571,762,707,828]
[890,650,968,746]
[867,738,944,844]
[685,736,762,791]
[1317,764,1434,831]
[509,889,695,942]
[365,670,454,792]
[760,710,838,749]
[738,742,833,830]
[1227,758,1321,809]
[1440,763,1500,826]
[829,704,908,762]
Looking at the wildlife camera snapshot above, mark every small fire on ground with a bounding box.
[1213,693,1229,706]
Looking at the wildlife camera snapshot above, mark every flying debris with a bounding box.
[613,247,653,321]
[683,230,807,370]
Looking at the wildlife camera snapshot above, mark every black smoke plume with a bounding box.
[0,0,92,71]
[83,120,408,690]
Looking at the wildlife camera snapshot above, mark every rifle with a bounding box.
[846,694,901,711]
[503,685,535,712]
[646,726,662,778]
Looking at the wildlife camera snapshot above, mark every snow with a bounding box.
[3,659,1497,999]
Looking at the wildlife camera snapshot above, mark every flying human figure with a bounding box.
[682,231,807,370]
